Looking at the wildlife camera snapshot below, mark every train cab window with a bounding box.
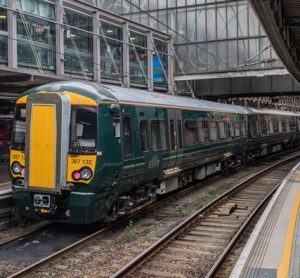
[178,120,183,149]
[228,122,234,138]
[170,119,176,150]
[151,120,166,150]
[199,121,209,143]
[123,116,132,156]
[70,106,97,152]
[241,121,246,136]
[12,104,26,150]
[218,121,226,139]
[234,122,240,137]
[140,120,148,152]
[185,120,197,146]
[210,121,218,141]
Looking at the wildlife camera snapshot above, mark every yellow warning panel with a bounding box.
[29,105,56,189]
[291,170,300,181]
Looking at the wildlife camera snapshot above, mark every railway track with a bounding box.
[111,154,299,278]
[0,189,13,229]
[2,150,299,277]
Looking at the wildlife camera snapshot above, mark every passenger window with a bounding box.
[241,121,246,136]
[286,119,290,132]
[260,115,268,135]
[251,119,258,137]
[278,120,283,133]
[151,120,166,150]
[273,117,278,133]
[269,120,274,134]
[185,120,197,146]
[234,122,240,137]
[123,116,132,156]
[297,118,300,131]
[140,120,148,152]
[199,121,209,143]
[228,121,234,138]
[282,119,286,132]
[210,121,218,141]
[290,118,296,132]
[218,121,226,139]
[177,120,183,149]
[170,119,176,150]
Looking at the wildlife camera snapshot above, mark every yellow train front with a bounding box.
[10,81,111,224]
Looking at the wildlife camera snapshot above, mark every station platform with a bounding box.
[230,161,300,278]
[0,162,11,194]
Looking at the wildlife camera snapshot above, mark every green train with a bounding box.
[10,81,300,224]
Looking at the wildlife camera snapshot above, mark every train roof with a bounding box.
[21,81,299,116]
[246,107,299,116]
[104,84,249,114]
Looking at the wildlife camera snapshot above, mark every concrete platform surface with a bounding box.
[230,162,300,278]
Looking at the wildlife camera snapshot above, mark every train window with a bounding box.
[228,122,234,138]
[290,118,296,132]
[278,120,283,133]
[241,121,246,136]
[70,106,97,152]
[251,118,258,137]
[185,120,197,146]
[234,122,240,137]
[282,119,287,132]
[210,121,218,141]
[273,117,278,133]
[269,119,274,134]
[178,120,183,149]
[12,104,26,149]
[199,121,209,143]
[286,118,291,132]
[151,120,166,150]
[123,116,132,156]
[218,121,226,139]
[140,120,148,152]
[260,115,268,135]
[112,114,121,138]
[170,119,176,150]
[297,118,300,131]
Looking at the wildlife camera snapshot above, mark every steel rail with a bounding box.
[6,149,300,277]
[110,153,300,278]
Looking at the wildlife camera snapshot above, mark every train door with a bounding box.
[167,109,183,167]
[121,110,136,186]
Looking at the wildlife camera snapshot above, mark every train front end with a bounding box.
[10,89,104,224]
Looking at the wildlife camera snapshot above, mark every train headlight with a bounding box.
[11,162,22,174]
[80,167,93,180]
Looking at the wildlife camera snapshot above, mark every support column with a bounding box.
[147,31,153,91]
[8,0,17,69]
[92,11,101,83]
[168,37,175,93]
[122,22,130,87]
[55,0,64,76]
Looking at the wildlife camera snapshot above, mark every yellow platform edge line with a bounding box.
[0,181,10,186]
[277,190,300,278]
